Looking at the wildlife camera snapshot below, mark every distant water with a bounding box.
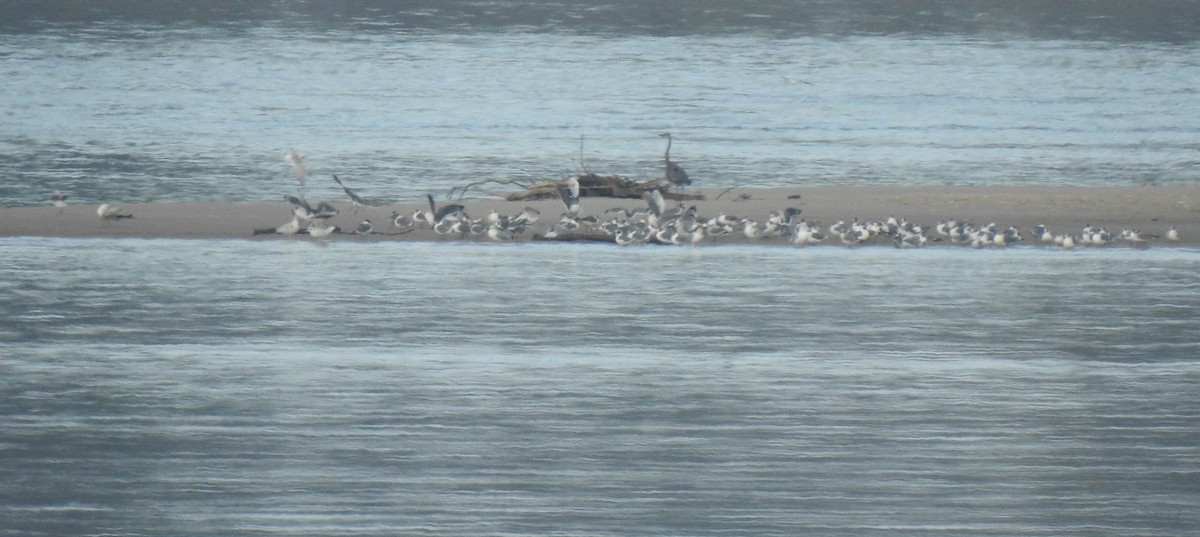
[1,1,1199,207]
[2,238,1199,536]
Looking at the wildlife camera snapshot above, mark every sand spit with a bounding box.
[2,185,1196,247]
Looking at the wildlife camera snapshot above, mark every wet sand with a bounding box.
[2,185,1197,246]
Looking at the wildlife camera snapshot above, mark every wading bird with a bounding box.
[658,132,692,190]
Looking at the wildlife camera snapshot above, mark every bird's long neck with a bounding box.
[427,194,436,214]
[663,136,672,162]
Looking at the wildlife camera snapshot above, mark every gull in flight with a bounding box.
[283,149,307,192]
[332,174,386,212]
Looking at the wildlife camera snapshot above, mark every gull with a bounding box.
[642,188,666,220]
[332,174,386,211]
[512,206,540,226]
[254,216,302,235]
[307,220,338,239]
[1033,224,1053,243]
[96,203,132,220]
[284,149,307,191]
[50,191,68,213]
[486,224,513,241]
[558,177,580,216]
[742,219,763,239]
[1167,227,1180,242]
[285,195,315,219]
[353,219,373,235]
[1119,229,1157,244]
[312,202,338,219]
[427,194,466,223]
[391,211,414,229]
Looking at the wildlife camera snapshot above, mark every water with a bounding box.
[2,238,1200,536]
[2,2,1199,207]
[3,3,1200,535]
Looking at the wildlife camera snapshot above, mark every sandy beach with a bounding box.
[2,185,1197,247]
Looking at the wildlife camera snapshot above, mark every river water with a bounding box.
[1,1,1198,207]
[2,2,1200,536]
[2,238,1199,536]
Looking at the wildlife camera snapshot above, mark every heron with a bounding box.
[658,133,692,190]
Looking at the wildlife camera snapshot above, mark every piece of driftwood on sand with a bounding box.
[502,173,705,202]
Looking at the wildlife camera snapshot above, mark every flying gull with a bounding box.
[283,149,307,191]
[332,174,385,211]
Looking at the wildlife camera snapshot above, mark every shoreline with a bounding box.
[2,185,1197,247]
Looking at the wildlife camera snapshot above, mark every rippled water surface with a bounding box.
[2,2,1199,207]
[2,238,1199,536]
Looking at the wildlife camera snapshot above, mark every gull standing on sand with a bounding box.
[1167,227,1180,242]
[51,191,68,213]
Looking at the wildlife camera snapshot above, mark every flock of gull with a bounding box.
[49,139,1184,249]
[242,172,1182,250]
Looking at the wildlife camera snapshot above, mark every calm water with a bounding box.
[2,238,1200,536]
[3,2,1200,535]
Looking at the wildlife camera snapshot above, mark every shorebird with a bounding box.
[353,219,373,235]
[50,191,68,213]
[1167,226,1180,242]
[96,204,131,220]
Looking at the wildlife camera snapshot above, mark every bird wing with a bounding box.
[643,189,665,217]
[332,175,365,203]
[557,185,580,215]
[284,150,307,186]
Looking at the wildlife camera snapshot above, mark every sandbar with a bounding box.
[1,185,1196,247]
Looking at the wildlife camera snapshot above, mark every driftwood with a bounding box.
[532,230,614,243]
[505,173,705,202]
